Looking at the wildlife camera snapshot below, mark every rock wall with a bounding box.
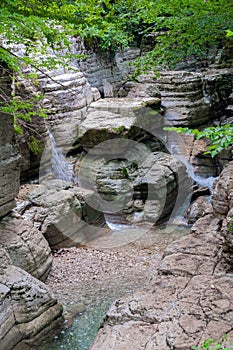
[120,69,233,177]
[121,68,233,127]
[0,65,20,217]
[78,47,140,97]
[0,70,64,350]
[0,113,20,218]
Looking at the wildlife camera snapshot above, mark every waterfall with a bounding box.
[48,130,75,183]
[160,132,217,191]
[180,158,217,191]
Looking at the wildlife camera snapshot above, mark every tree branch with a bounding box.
[0,45,69,89]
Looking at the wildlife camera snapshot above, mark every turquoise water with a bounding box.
[39,294,120,350]
[38,225,189,350]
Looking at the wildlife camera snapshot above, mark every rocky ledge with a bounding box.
[90,162,233,349]
[16,180,106,250]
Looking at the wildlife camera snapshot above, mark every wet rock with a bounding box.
[185,196,210,224]
[0,213,52,280]
[77,149,186,225]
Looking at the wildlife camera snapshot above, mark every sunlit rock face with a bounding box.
[15,180,106,250]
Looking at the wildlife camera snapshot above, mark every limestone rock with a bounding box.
[38,71,101,151]
[157,69,233,127]
[77,97,163,151]
[90,163,233,350]
[212,161,233,253]
[77,148,186,225]
[78,45,140,97]
[185,196,210,224]
[0,213,52,280]
[212,161,233,218]
[0,114,20,218]
[20,180,105,249]
[0,248,63,350]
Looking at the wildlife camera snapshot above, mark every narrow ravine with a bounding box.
[38,225,189,350]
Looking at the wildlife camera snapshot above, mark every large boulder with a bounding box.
[77,97,164,152]
[20,180,105,250]
[0,213,52,281]
[75,97,190,225]
[0,246,63,350]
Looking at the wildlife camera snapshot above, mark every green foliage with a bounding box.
[227,215,233,234]
[121,167,129,179]
[0,0,86,129]
[0,1,84,71]
[133,0,233,73]
[112,126,127,134]
[1,0,232,71]
[0,93,48,133]
[164,124,233,158]
[28,136,44,155]
[192,335,232,349]
[0,0,232,131]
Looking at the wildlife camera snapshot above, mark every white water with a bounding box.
[48,131,75,183]
[181,158,217,191]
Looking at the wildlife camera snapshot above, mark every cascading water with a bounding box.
[183,159,217,191]
[48,130,75,183]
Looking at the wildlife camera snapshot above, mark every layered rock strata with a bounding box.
[0,114,20,218]
[0,247,63,350]
[17,180,106,250]
[0,213,53,281]
[75,98,189,225]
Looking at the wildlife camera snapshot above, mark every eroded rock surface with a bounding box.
[18,180,105,250]
[0,246,63,350]
[0,213,52,281]
[0,114,20,218]
[90,162,233,350]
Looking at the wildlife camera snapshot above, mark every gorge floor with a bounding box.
[41,225,189,350]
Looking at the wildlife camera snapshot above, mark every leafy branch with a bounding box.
[164,124,233,158]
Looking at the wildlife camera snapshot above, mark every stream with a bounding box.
[38,224,189,350]
[38,103,217,350]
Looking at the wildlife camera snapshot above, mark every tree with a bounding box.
[0,0,232,133]
[0,0,83,131]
